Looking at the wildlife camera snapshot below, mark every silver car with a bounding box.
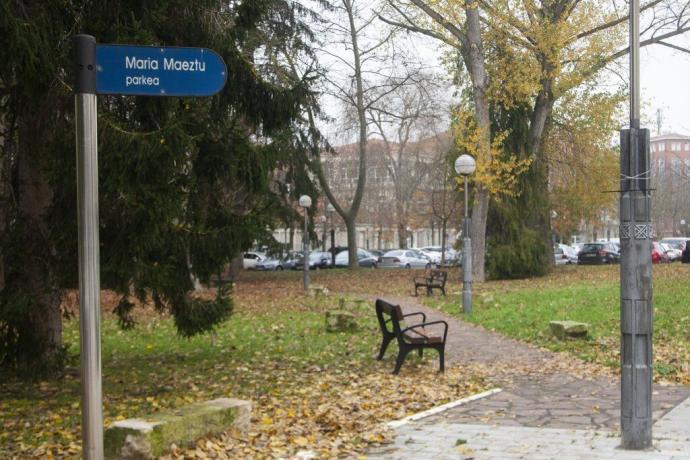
[379,250,431,269]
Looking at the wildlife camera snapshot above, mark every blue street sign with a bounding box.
[95,44,227,96]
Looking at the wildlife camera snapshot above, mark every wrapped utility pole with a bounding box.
[619,0,653,448]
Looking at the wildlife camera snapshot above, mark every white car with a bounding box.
[554,244,577,265]
[660,237,690,251]
[420,246,458,264]
[242,252,266,269]
[379,249,431,269]
[660,243,682,262]
[417,248,441,264]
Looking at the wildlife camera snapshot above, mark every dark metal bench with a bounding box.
[375,299,447,374]
[414,269,448,296]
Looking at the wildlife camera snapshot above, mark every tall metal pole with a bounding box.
[74,34,104,460]
[330,225,335,266]
[620,0,652,448]
[462,176,472,315]
[630,0,640,130]
[303,211,310,290]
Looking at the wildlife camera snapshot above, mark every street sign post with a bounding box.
[73,34,227,459]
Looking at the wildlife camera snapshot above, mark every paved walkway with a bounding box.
[366,296,690,459]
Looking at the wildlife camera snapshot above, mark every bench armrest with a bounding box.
[402,311,426,322]
[385,311,427,324]
[402,320,448,342]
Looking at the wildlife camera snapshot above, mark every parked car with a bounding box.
[242,252,266,269]
[571,242,584,254]
[554,244,578,265]
[683,243,690,263]
[293,251,332,270]
[335,249,379,268]
[417,248,442,265]
[577,242,620,265]
[368,249,384,259]
[279,252,302,270]
[379,249,431,269]
[661,242,682,262]
[420,246,459,265]
[660,237,690,251]
[652,242,670,264]
[255,257,284,271]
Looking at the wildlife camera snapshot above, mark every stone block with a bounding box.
[477,293,494,305]
[325,309,357,332]
[549,320,589,340]
[104,398,250,459]
[308,284,329,298]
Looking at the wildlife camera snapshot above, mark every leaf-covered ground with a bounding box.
[0,268,488,459]
[4,264,686,458]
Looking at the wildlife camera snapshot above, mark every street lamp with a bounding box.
[327,204,335,266]
[455,154,476,315]
[299,195,312,290]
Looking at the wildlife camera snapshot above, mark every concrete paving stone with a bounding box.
[366,298,690,459]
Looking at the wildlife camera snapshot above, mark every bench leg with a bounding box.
[393,347,412,374]
[437,345,445,373]
[418,347,423,357]
[377,334,393,360]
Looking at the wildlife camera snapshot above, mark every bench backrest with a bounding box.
[375,299,405,338]
[430,269,447,283]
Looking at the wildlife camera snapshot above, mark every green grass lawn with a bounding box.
[0,290,486,458]
[428,264,690,384]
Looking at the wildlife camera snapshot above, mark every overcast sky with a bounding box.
[641,37,690,135]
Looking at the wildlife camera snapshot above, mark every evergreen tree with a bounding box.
[0,0,320,375]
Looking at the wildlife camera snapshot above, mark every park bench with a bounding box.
[414,269,448,296]
[375,299,447,374]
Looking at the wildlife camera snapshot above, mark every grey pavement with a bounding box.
[365,296,690,459]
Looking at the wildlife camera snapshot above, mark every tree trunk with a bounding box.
[527,74,556,269]
[14,120,62,367]
[463,0,492,282]
[345,217,358,269]
[398,223,407,249]
[471,187,490,281]
[441,219,447,264]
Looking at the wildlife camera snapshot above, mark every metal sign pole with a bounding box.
[620,0,653,448]
[462,176,472,314]
[74,34,104,459]
[303,212,310,290]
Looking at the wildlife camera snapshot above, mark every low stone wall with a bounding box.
[105,398,250,459]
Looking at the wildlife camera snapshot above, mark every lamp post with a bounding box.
[327,204,335,266]
[299,195,312,291]
[455,154,476,315]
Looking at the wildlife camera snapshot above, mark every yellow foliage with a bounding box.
[452,109,532,198]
